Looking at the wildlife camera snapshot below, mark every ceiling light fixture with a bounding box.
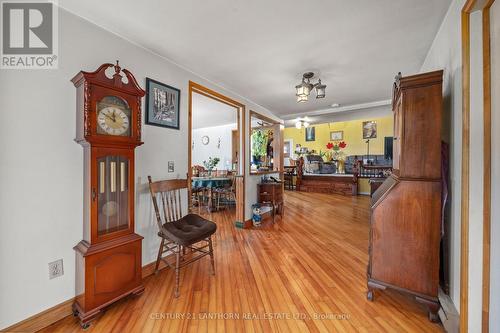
[295,72,327,102]
[295,119,310,129]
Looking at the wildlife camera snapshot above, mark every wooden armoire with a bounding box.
[367,70,443,322]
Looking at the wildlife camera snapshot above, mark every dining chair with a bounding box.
[190,178,210,215]
[215,174,236,209]
[148,176,216,297]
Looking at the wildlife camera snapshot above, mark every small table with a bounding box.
[257,182,284,222]
[192,177,232,212]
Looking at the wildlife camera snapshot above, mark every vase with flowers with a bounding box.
[326,141,347,173]
[203,157,220,177]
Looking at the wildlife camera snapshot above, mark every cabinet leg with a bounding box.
[415,296,440,323]
[366,280,386,302]
[71,304,79,317]
[73,304,100,329]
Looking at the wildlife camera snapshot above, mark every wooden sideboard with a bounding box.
[257,182,284,221]
[295,158,358,195]
[367,70,443,322]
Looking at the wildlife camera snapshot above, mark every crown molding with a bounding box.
[281,99,391,120]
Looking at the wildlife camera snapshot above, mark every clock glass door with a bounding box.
[97,155,130,236]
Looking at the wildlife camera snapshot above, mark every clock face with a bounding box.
[96,96,131,136]
[98,107,129,136]
[202,136,209,145]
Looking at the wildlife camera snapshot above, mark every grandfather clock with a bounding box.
[71,62,145,328]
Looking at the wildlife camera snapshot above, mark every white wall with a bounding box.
[0,8,280,329]
[467,11,485,331]
[489,2,500,331]
[192,123,237,168]
[420,0,465,312]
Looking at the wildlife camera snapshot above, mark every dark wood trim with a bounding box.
[188,81,246,224]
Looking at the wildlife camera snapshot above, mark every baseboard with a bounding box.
[1,259,167,333]
[438,289,459,333]
[1,298,75,333]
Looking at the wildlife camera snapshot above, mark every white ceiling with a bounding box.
[192,92,237,129]
[61,0,451,119]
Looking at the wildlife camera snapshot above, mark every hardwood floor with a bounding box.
[40,191,443,333]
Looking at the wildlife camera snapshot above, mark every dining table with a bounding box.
[191,176,232,212]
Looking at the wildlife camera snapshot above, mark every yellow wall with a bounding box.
[284,116,394,194]
[284,115,394,157]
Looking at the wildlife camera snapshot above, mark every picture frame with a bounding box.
[305,127,315,141]
[145,78,181,129]
[168,161,174,173]
[330,130,343,141]
[283,140,291,158]
[362,121,377,139]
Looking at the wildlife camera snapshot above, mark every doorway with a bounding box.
[188,81,245,223]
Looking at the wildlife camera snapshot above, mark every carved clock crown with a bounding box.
[71,61,145,146]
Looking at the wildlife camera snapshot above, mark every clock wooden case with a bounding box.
[71,62,145,328]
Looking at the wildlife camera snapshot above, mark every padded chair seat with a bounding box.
[161,214,217,246]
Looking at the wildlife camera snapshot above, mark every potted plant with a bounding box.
[251,130,268,167]
[202,157,220,177]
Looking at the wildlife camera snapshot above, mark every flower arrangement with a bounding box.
[203,157,220,171]
[326,141,347,160]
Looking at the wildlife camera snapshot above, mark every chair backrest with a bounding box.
[148,176,189,232]
[229,174,236,191]
[217,169,228,177]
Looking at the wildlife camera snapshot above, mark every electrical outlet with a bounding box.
[48,259,64,279]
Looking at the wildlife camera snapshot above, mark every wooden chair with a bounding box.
[214,174,236,209]
[284,166,296,190]
[216,169,228,177]
[148,176,217,297]
[191,185,210,214]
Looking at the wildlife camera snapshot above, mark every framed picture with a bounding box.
[363,121,377,139]
[145,78,180,129]
[283,140,291,158]
[168,161,174,172]
[330,130,343,141]
[305,127,315,141]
